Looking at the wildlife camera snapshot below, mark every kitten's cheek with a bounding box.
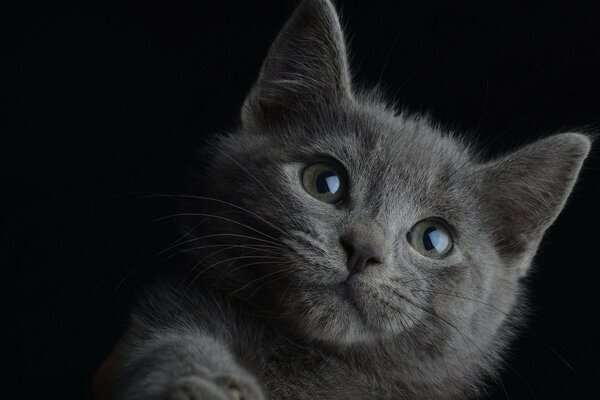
[264,276,293,306]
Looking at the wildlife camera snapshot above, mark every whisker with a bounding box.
[244,272,291,299]
[214,258,287,282]
[278,281,295,304]
[138,192,292,239]
[228,264,295,297]
[152,212,286,244]
[113,241,284,294]
[169,232,286,248]
[412,288,575,373]
[184,255,286,292]
[152,242,283,267]
[412,289,511,315]
[214,150,304,231]
[108,208,287,261]
[106,212,189,256]
[155,210,283,258]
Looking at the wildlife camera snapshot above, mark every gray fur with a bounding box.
[113,0,591,399]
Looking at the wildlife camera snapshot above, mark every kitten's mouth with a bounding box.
[314,279,373,323]
[276,273,411,343]
[339,278,364,314]
[338,278,365,322]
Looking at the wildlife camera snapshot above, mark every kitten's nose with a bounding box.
[340,220,387,275]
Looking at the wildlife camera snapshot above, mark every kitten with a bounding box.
[111,0,591,399]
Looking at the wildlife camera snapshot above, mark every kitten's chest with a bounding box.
[257,341,406,400]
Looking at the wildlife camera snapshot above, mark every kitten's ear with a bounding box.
[241,0,352,132]
[477,133,591,273]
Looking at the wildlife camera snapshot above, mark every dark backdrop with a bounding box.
[2,1,599,398]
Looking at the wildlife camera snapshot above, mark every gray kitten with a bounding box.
[112,1,591,399]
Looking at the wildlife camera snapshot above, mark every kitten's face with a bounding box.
[202,110,515,345]
[187,0,589,350]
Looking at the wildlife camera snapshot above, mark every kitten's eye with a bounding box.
[301,162,347,204]
[407,219,453,258]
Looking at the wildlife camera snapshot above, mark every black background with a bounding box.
[2,0,599,398]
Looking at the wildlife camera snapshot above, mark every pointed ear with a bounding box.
[241,0,352,132]
[477,133,591,273]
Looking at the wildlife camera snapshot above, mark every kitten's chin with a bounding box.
[282,281,409,345]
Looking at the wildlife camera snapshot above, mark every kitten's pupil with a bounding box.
[422,227,435,251]
[316,171,340,194]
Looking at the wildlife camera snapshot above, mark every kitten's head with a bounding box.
[186,0,590,355]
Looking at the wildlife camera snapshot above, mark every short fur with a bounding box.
[113,1,591,399]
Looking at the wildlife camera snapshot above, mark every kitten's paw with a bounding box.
[167,373,264,400]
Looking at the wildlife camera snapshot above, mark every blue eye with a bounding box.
[302,162,347,204]
[407,219,453,258]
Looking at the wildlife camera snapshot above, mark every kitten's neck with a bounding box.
[235,297,504,400]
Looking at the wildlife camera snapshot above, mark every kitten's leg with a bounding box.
[113,329,264,400]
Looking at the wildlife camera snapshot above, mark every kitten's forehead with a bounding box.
[281,107,474,204]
